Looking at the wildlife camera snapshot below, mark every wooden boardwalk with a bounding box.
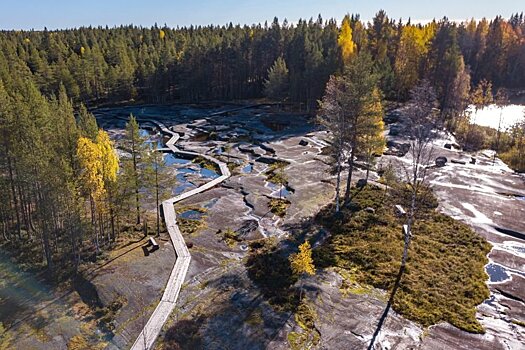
[130,121,230,350]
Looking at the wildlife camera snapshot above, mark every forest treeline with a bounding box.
[1,11,525,109]
[1,10,525,275]
[0,78,167,276]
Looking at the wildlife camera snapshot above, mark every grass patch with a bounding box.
[218,228,242,247]
[0,322,12,350]
[227,162,238,173]
[178,218,206,236]
[192,155,220,173]
[246,309,264,327]
[269,198,290,217]
[287,299,320,350]
[314,185,491,333]
[264,161,288,184]
[175,206,207,236]
[337,267,387,301]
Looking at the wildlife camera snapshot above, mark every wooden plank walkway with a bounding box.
[130,120,231,350]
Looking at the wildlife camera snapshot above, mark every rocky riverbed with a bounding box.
[98,104,524,349]
[3,103,522,350]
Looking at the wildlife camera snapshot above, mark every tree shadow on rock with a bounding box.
[162,271,294,350]
[245,239,300,313]
[73,274,103,309]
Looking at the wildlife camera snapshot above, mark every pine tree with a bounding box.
[121,114,148,226]
[318,75,348,213]
[77,104,99,140]
[357,88,386,180]
[264,56,289,104]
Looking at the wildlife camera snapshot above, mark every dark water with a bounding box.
[483,294,497,307]
[204,198,219,209]
[179,210,204,220]
[485,263,510,283]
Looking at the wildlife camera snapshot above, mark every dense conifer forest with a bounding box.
[1,10,525,277]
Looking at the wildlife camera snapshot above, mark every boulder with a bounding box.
[451,159,467,165]
[364,207,375,214]
[386,141,411,157]
[258,143,276,154]
[356,179,368,188]
[299,139,309,146]
[444,143,461,150]
[237,219,259,239]
[389,124,403,136]
[435,156,448,167]
[256,156,279,164]
[470,157,477,164]
[384,110,401,124]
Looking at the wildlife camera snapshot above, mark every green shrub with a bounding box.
[314,186,491,333]
[269,198,290,217]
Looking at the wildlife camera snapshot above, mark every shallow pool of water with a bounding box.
[179,210,204,220]
[486,263,511,283]
[242,164,253,173]
[267,182,291,198]
[467,104,525,129]
[164,154,191,165]
[140,128,164,149]
[200,168,219,179]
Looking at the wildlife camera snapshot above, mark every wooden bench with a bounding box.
[148,236,160,251]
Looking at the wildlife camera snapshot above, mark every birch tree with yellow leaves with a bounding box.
[77,136,105,252]
[77,129,119,251]
[95,130,119,242]
[338,15,357,64]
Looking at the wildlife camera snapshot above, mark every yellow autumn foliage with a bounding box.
[338,16,357,63]
[95,130,119,183]
[159,29,166,40]
[290,241,316,276]
[358,88,386,157]
[77,136,105,202]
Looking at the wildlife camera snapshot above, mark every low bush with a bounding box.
[314,185,491,333]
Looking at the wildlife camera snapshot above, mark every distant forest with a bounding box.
[1,11,525,109]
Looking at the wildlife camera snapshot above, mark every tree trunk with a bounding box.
[6,154,21,238]
[155,165,160,237]
[131,130,141,225]
[335,146,342,213]
[344,141,356,206]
